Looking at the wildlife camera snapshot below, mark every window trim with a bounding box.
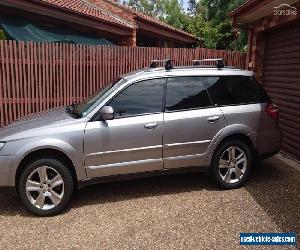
[214,102,266,108]
[109,111,163,120]
[164,105,218,114]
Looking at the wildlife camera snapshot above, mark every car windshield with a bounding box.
[76,78,125,117]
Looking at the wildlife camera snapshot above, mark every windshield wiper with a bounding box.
[66,104,82,119]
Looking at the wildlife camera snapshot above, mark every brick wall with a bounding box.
[246,2,300,82]
[118,30,137,46]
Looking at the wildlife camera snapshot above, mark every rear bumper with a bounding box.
[252,127,282,157]
[0,156,15,186]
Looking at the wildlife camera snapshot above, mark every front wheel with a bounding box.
[210,140,252,189]
[18,158,74,216]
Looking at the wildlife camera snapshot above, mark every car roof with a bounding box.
[122,66,254,82]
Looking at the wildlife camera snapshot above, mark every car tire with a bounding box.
[210,140,252,189]
[18,157,74,216]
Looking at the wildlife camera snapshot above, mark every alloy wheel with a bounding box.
[218,146,247,184]
[25,166,64,210]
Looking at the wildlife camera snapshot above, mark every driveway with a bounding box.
[0,157,299,249]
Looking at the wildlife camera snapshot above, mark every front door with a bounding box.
[163,76,225,169]
[84,78,165,178]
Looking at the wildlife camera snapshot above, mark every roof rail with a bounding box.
[150,59,173,70]
[192,58,225,69]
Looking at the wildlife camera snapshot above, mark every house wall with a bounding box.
[246,2,300,82]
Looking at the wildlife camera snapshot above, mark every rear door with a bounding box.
[206,75,272,153]
[163,76,225,169]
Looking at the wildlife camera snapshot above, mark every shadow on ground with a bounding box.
[0,156,299,234]
[0,172,216,217]
[245,157,300,233]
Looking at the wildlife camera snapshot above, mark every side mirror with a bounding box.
[100,106,114,120]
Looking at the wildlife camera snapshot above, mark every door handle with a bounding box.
[144,122,158,130]
[207,115,220,123]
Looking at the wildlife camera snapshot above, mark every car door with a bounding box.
[163,76,225,169]
[84,78,165,178]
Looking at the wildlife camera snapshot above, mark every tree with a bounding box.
[187,0,197,16]
[127,0,165,18]
[124,0,248,51]
[184,0,247,50]
[162,0,185,29]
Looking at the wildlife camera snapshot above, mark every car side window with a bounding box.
[165,76,212,111]
[206,76,268,105]
[108,78,164,118]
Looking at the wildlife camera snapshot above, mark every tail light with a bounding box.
[266,102,279,121]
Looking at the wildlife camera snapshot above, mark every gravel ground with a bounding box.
[0,156,299,249]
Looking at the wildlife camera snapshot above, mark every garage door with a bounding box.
[262,24,300,160]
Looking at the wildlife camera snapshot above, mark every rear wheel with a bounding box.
[18,158,74,216]
[210,140,252,189]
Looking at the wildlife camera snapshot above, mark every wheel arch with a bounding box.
[15,148,78,190]
[215,133,256,157]
[205,130,257,166]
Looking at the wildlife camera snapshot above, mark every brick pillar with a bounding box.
[118,29,136,46]
[254,31,266,83]
[248,30,266,83]
[246,27,253,70]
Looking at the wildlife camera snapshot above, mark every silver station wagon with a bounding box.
[0,59,282,216]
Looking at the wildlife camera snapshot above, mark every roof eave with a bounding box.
[33,0,135,30]
[229,0,263,18]
[230,0,300,26]
[1,0,134,33]
[135,15,198,42]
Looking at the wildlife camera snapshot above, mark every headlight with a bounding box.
[0,142,5,151]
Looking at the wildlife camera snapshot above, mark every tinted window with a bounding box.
[165,77,212,111]
[206,76,269,105]
[109,78,164,118]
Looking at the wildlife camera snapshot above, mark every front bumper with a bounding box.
[0,156,15,186]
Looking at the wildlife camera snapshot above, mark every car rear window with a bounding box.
[205,75,269,106]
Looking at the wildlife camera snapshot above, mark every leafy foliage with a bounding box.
[0,28,6,40]
[127,0,166,18]
[125,0,247,51]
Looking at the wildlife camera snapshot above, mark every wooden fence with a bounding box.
[0,40,246,126]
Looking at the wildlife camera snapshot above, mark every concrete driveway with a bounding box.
[0,156,299,249]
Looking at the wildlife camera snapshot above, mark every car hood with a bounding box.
[0,107,80,141]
